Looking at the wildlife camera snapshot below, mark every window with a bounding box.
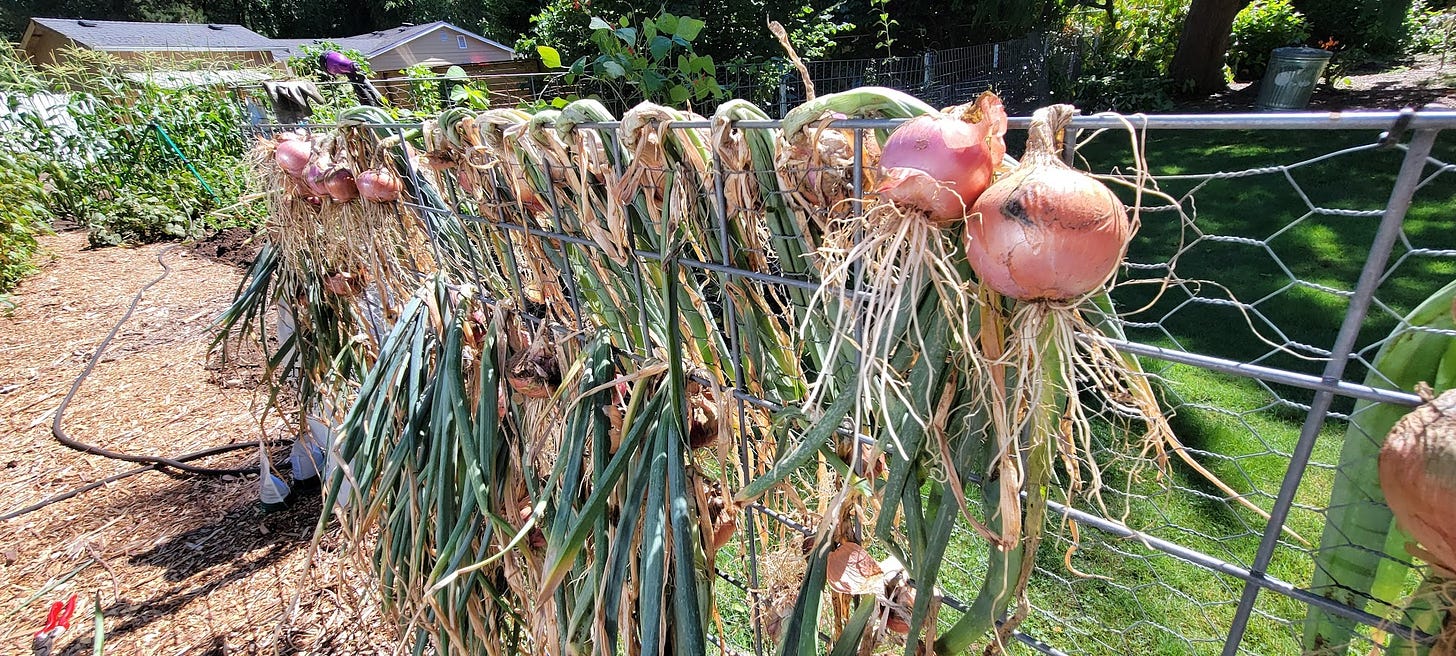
[457,35,467,49]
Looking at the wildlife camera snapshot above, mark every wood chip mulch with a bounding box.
[0,231,396,655]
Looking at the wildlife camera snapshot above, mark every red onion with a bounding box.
[302,162,332,198]
[274,138,312,177]
[967,104,1133,301]
[356,168,401,202]
[878,91,1007,224]
[322,167,358,202]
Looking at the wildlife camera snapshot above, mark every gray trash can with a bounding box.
[1255,46,1333,110]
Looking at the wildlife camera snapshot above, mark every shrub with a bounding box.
[536,11,726,110]
[1405,0,1456,54]
[1229,0,1313,81]
[0,151,51,293]
[7,48,261,246]
[1060,0,1185,112]
[1293,0,1415,58]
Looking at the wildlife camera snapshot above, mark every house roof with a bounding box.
[281,21,514,59]
[28,17,278,52]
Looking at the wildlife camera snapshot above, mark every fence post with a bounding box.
[779,72,789,118]
[1217,128,1441,656]
[922,50,934,95]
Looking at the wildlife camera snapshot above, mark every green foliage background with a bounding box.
[1228,0,1312,81]
[0,45,263,265]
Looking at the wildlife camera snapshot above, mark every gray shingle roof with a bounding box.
[30,17,277,52]
[330,22,445,56]
[272,21,514,59]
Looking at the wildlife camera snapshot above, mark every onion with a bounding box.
[967,104,1134,301]
[322,167,358,202]
[506,333,560,400]
[1380,387,1456,576]
[323,269,366,296]
[356,168,401,202]
[301,162,332,198]
[878,91,1006,224]
[274,137,311,177]
[685,381,720,450]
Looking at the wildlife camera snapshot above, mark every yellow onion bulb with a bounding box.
[966,105,1133,301]
[1380,388,1456,575]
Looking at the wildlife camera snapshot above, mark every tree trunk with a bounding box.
[1168,0,1251,97]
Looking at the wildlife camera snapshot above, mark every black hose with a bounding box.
[51,245,266,475]
[0,440,285,522]
[4,244,292,522]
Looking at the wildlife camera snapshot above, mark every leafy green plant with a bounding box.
[1229,0,1313,81]
[537,11,725,109]
[442,65,492,109]
[0,150,51,293]
[1061,0,1185,112]
[0,47,262,246]
[870,0,898,58]
[1405,0,1456,54]
[1295,0,1416,59]
[402,62,443,113]
[285,41,373,79]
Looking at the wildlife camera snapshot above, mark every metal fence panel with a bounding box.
[260,109,1456,655]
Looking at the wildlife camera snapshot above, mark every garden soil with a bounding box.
[0,231,393,655]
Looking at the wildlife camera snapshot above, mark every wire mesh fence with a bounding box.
[775,33,1081,115]
[249,107,1456,655]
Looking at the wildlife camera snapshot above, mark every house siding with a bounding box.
[24,30,274,67]
[21,30,75,66]
[366,26,513,73]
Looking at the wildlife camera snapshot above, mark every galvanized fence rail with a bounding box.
[265,109,1456,655]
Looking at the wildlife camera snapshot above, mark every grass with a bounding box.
[934,128,1456,655]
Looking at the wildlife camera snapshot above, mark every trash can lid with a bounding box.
[1272,46,1333,61]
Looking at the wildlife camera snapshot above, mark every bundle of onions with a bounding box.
[942,105,1281,652]
[774,87,933,244]
[805,91,1005,448]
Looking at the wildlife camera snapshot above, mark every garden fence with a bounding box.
[254,107,1456,655]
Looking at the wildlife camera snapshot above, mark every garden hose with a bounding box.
[2,244,288,522]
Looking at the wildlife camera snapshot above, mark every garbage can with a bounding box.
[1255,46,1333,110]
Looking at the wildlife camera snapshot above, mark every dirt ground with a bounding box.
[0,231,391,655]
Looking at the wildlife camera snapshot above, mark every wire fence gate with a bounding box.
[251,107,1456,656]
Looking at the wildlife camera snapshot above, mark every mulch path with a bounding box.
[0,231,392,655]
